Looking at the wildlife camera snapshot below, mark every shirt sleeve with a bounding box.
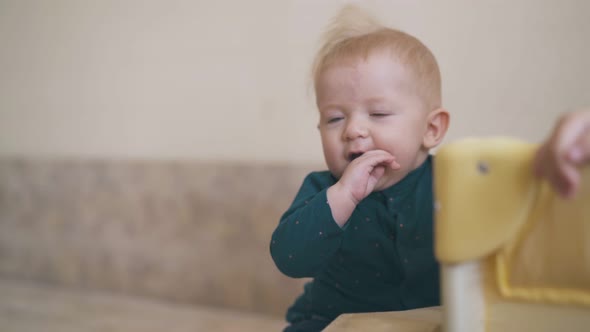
[270,172,345,278]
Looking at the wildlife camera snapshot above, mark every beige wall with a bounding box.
[1,0,588,163]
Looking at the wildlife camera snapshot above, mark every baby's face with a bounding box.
[316,51,431,190]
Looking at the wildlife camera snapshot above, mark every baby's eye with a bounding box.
[327,117,343,124]
[370,112,390,117]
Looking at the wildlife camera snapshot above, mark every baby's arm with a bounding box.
[270,172,345,278]
[271,150,399,278]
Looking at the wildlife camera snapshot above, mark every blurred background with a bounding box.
[1,0,589,163]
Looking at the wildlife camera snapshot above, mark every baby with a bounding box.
[271,6,450,331]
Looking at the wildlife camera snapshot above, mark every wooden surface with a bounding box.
[325,307,441,332]
[487,301,590,332]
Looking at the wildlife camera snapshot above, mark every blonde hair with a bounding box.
[312,5,442,110]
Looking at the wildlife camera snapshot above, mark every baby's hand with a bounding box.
[327,150,400,226]
[534,110,590,198]
[338,150,401,203]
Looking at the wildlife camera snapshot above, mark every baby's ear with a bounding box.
[423,108,450,149]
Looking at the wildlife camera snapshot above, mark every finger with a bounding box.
[366,165,386,196]
[549,168,570,197]
[370,165,386,180]
[360,149,394,159]
[354,150,402,170]
[355,150,395,168]
[559,163,581,198]
[552,111,590,160]
[362,150,399,167]
[545,155,578,198]
[568,132,590,165]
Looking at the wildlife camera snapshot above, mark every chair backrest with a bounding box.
[433,138,590,332]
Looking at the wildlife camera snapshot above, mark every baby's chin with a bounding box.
[328,169,343,180]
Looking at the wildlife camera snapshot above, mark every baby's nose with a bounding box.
[344,119,369,140]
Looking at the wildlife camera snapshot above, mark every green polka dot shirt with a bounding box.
[270,156,439,323]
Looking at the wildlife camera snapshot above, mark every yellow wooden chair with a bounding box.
[435,138,590,332]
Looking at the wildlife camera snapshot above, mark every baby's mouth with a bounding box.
[348,152,364,161]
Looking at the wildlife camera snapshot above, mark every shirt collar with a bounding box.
[379,154,432,198]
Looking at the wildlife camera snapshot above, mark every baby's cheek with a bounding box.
[325,157,344,179]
